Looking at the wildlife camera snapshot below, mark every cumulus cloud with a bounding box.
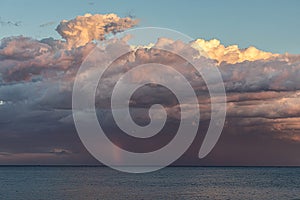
[1,13,300,165]
[56,13,137,49]
[191,38,279,64]
[0,37,51,60]
[0,36,95,82]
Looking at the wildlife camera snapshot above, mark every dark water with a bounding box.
[0,166,299,200]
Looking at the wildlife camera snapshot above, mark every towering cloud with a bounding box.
[56,13,138,49]
[1,13,300,165]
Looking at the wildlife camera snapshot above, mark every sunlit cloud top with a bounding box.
[56,13,137,49]
[191,39,279,64]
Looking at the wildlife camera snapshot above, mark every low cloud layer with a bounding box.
[0,13,300,165]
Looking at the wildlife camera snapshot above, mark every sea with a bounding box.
[0,166,299,200]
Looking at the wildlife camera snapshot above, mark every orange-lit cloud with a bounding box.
[56,13,137,49]
[191,38,279,64]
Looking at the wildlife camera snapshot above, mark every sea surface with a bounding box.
[0,166,299,200]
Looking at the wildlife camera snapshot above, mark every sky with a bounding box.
[0,0,300,54]
[1,1,300,166]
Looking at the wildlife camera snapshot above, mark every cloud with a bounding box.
[49,148,72,155]
[0,37,52,60]
[0,17,21,27]
[56,13,138,49]
[1,13,300,165]
[191,38,279,64]
[0,36,95,82]
[39,21,56,28]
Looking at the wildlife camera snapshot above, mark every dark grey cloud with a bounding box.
[1,16,300,165]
